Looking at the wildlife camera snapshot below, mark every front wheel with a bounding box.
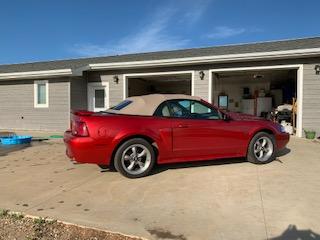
[114,138,156,178]
[247,132,276,164]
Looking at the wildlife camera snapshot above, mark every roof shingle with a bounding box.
[1,37,320,73]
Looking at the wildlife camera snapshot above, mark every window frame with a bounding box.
[154,99,222,120]
[34,80,49,108]
[93,87,106,109]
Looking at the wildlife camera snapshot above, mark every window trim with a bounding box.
[34,80,49,108]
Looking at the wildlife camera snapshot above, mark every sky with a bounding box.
[0,0,319,64]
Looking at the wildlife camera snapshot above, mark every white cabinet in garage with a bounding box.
[241,99,255,115]
[256,97,272,117]
[241,97,272,116]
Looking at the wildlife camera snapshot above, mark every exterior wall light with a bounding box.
[315,65,320,75]
[199,71,205,80]
[113,75,119,84]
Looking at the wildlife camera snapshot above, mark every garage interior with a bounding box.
[212,69,297,134]
[127,73,192,97]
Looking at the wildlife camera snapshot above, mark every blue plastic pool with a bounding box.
[0,136,32,145]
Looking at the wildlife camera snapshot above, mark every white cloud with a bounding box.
[71,7,190,57]
[207,26,247,39]
[181,0,212,25]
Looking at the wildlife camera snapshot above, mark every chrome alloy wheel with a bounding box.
[253,136,274,162]
[121,144,152,175]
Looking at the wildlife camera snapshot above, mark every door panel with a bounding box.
[155,99,248,161]
[172,119,246,160]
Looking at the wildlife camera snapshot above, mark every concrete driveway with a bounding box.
[0,136,320,240]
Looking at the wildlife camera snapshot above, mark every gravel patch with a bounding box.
[0,210,143,240]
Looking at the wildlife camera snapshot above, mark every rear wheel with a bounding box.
[247,132,275,164]
[114,138,156,178]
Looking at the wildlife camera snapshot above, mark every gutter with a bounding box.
[0,69,73,80]
[83,48,320,70]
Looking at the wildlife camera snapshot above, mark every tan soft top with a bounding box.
[107,94,202,116]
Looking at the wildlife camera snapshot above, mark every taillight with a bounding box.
[71,121,89,137]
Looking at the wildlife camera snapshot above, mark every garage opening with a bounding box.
[211,68,299,135]
[126,72,192,97]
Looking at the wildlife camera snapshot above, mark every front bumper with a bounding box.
[276,132,290,150]
[64,131,111,165]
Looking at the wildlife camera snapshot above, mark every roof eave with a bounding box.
[0,69,73,81]
[84,48,320,71]
[1,48,320,80]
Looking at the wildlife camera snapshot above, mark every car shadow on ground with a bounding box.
[149,147,291,176]
[277,147,291,157]
[270,225,320,240]
[150,157,246,176]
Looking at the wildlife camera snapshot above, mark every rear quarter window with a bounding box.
[111,100,132,110]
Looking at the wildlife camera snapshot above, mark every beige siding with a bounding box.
[0,78,70,131]
[100,74,124,107]
[302,64,320,135]
[87,71,123,107]
[193,70,209,100]
[70,77,87,110]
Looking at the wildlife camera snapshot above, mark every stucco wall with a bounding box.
[0,78,70,131]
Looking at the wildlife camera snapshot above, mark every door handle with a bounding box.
[177,124,189,128]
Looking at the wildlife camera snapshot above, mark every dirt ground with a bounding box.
[0,211,142,240]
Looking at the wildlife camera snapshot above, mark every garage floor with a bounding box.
[0,137,320,240]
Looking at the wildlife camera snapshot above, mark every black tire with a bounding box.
[98,164,116,171]
[98,164,108,170]
[247,132,276,164]
[114,138,156,178]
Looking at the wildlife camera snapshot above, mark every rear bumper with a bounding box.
[63,131,112,165]
[276,132,290,150]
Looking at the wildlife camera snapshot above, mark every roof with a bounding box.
[107,94,201,116]
[1,36,320,74]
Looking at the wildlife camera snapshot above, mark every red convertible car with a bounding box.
[64,94,289,178]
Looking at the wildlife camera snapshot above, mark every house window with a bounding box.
[34,80,49,108]
[94,89,105,108]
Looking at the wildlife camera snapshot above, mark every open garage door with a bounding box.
[124,72,193,98]
[209,65,303,136]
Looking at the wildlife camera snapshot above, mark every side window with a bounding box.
[154,102,171,117]
[154,99,221,120]
[190,101,220,119]
[34,80,49,108]
[168,101,191,118]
